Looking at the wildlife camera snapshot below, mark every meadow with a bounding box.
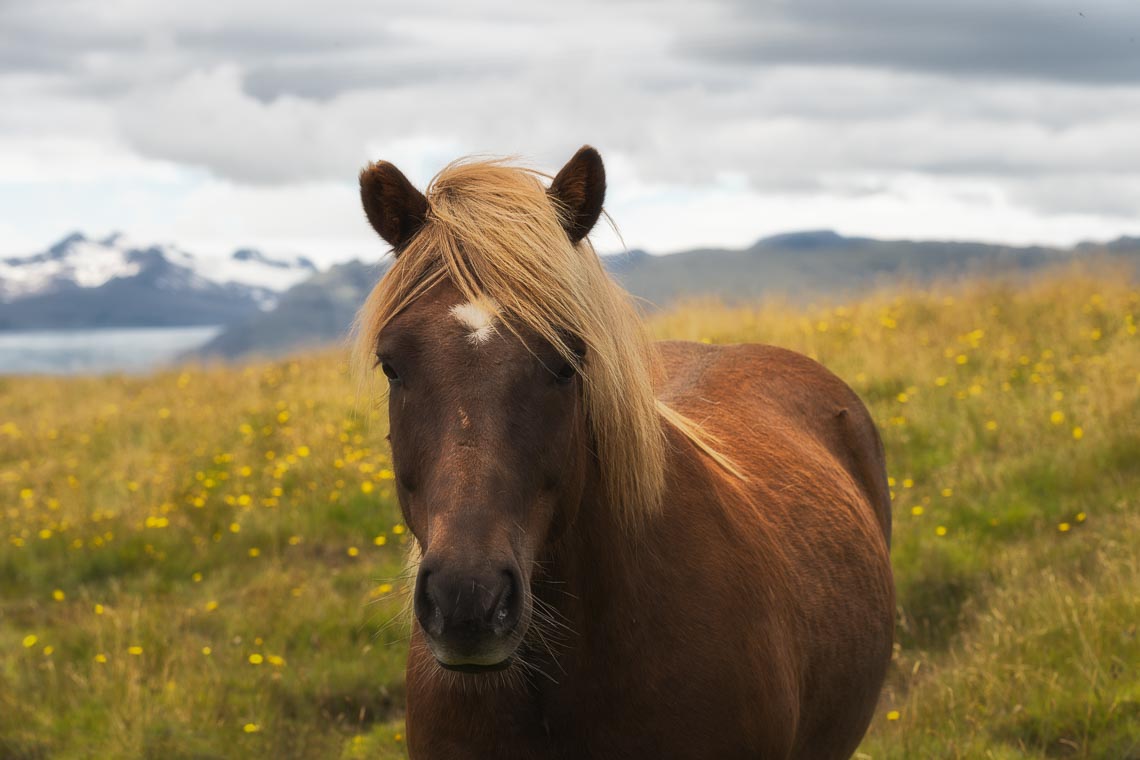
[2,264,1138,759]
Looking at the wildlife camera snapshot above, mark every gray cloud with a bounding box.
[683,0,1140,85]
[3,0,1140,236]
[0,2,145,76]
[240,56,516,102]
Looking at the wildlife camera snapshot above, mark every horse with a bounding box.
[354,146,895,759]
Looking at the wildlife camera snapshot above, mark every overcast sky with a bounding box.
[3,0,1140,263]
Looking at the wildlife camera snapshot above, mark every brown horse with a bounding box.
[355,147,894,759]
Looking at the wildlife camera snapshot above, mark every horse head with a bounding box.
[359,147,608,672]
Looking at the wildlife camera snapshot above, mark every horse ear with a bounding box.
[359,161,429,254]
[548,145,606,245]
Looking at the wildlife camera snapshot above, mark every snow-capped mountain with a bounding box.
[0,232,317,305]
[0,232,321,330]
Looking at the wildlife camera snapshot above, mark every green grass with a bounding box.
[2,264,1138,758]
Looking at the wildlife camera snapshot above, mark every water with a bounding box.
[0,326,224,375]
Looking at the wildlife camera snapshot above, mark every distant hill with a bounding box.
[605,230,1082,306]
[4,228,1136,352]
[193,230,1140,360]
[0,233,318,329]
[191,260,388,358]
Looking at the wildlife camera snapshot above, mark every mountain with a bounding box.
[192,260,388,358]
[0,233,318,329]
[193,230,1140,360]
[6,228,1137,353]
[604,230,1081,306]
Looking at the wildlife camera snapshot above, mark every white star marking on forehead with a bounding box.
[449,300,499,345]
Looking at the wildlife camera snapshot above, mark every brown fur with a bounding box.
[355,149,894,759]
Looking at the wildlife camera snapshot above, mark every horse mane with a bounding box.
[354,157,738,526]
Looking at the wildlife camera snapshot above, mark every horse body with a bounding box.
[354,147,894,759]
[405,340,893,759]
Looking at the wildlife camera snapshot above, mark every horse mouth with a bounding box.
[437,657,513,674]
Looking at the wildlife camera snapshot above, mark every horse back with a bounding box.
[654,340,895,758]
[657,340,892,547]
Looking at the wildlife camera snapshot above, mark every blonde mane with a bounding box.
[354,157,736,525]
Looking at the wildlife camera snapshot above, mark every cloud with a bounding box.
[116,66,367,184]
[2,0,1140,258]
[681,0,1140,85]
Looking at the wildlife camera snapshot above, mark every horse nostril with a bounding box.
[413,568,446,638]
[491,567,521,635]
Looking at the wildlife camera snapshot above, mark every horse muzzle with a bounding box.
[414,558,526,670]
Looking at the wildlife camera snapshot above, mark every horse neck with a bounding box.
[534,454,663,654]
[532,420,741,656]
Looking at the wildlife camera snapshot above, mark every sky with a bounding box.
[3,0,1140,264]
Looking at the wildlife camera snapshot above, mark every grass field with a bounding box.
[2,264,1138,759]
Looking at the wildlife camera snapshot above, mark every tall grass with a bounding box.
[2,264,1137,758]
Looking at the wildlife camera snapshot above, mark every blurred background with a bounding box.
[4,0,1140,370]
[2,2,1139,758]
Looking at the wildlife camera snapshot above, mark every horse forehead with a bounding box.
[448,299,500,347]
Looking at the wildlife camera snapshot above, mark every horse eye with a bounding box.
[555,362,576,385]
[380,362,401,383]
